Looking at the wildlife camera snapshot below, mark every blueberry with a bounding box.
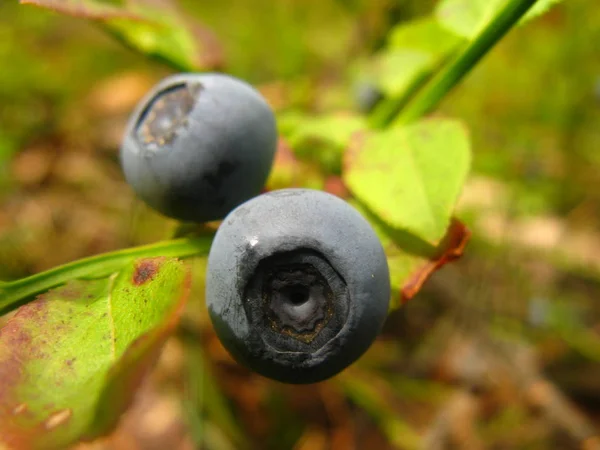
[120,73,277,222]
[354,80,384,113]
[206,189,390,384]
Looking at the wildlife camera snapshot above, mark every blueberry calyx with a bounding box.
[243,250,349,347]
[135,82,203,151]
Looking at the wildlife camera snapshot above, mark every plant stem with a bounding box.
[369,64,437,129]
[0,235,213,316]
[392,0,538,127]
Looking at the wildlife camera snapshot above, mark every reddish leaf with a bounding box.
[351,201,470,309]
[0,257,190,450]
[401,218,471,303]
[20,0,224,71]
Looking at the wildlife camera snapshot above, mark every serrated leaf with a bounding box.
[0,257,190,450]
[435,0,563,39]
[20,0,223,71]
[344,118,471,244]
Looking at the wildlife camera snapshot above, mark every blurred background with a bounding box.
[0,0,599,448]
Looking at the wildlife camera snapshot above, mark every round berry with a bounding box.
[120,73,277,222]
[206,189,390,384]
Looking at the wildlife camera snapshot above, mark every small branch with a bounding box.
[0,235,214,316]
[392,0,538,126]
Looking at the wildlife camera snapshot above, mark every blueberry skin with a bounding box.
[206,189,390,384]
[120,73,277,222]
[354,80,384,113]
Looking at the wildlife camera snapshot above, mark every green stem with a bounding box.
[392,0,538,127]
[368,64,437,129]
[0,235,213,316]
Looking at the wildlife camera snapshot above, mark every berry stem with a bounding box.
[0,235,213,316]
[387,0,539,127]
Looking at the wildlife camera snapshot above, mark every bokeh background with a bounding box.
[0,0,599,448]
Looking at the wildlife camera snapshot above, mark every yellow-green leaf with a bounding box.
[0,257,190,450]
[20,0,223,71]
[344,118,471,244]
[436,0,564,39]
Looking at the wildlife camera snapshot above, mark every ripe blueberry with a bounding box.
[120,73,277,222]
[354,80,384,113]
[206,189,390,384]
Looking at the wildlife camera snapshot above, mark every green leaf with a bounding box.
[105,17,198,71]
[388,17,465,59]
[394,0,538,126]
[366,17,464,96]
[0,236,213,316]
[367,18,464,128]
[373,50,433,97]
[281,112,367,150]
[352,201,470,309]
[20,0,223,71]
[279,112,367,173]
[436,0,563,39]
[0,257,190,450]
[343,118,471,244]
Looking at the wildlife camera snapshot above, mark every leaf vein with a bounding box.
[106,273,118,361]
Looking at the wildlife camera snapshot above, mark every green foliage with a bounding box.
[344,119,471,244]
[388,17,465,55]
[20,0,217,71]
[0,236,213,315]
[367,18,465,127]
[436,0,563,38]
[372,17,465,98]
[357,203,470,309]
[374,50,432,98]
[105,17,198,71]
[0,0,578,447]
[280,112,367,173]
[0,257,189,449]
